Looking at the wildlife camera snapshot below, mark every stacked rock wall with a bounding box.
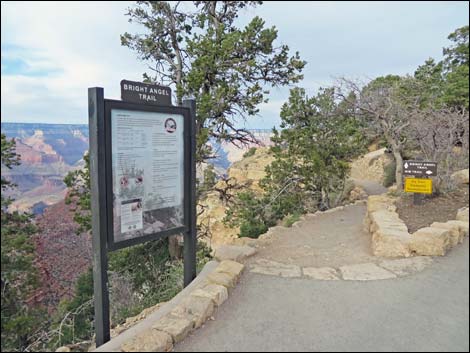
[365,195,469,257]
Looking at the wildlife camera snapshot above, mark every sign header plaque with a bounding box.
[121,79,172,106]
[403,160,437,177]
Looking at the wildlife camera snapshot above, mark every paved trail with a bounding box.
[175,181,469,352]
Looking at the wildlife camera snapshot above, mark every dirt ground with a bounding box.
[396,185,469,233]
[250,204,379,268]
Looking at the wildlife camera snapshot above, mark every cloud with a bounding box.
[1,1,148,123]
[1,1,469,127]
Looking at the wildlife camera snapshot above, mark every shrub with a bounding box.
[243,147,257,158]
[283,212,301,227]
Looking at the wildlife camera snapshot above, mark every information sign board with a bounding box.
[104,100,190,250]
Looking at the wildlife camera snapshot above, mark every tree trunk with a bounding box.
[392,148,404,192]
[321,187,330,210]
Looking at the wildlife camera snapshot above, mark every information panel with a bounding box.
[404,177,433,194]
[110,108,185,243]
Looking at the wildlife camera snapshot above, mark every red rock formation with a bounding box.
[31,200,92,312]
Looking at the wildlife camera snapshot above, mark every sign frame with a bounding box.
[88,87,197,348]
[103,99,191,252]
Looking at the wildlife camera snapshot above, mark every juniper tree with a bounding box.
[1,134,40,352]
[121,1,305,162]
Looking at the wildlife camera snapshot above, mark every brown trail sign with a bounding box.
[403,160,437,177]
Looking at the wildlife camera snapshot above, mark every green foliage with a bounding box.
[226,87,366,238]
[52,269,94,348]
[122,1,305,163]
[413,25,469,109]
[198,164,217,198]
[1,134,41,352]
[224,191,272,238]
[64,153,91,234]
[243,147,257,158]
[265,87,366,210]
[283,212,301,228]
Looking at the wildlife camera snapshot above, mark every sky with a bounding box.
[1,1,469,129]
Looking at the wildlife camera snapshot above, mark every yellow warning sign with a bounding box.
[404,178,433,194]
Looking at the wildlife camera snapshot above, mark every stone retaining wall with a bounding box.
[365,194,469,257]
[91,259,245,352]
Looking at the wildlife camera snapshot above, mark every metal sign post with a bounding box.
[88,84,197,347]
[89,87,110,347]
[182,98,197,286]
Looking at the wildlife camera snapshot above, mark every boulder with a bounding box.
[456,207,469,223]
[215,260,245,280]
[213,245,256,262]
[206,271,237,289]
[451,169,469,185]
[174,295,215,329]
[120,328,173,352]
[368,209,411,257]
[55,347,71,352]
[410,227,452,256]
[350,148,393,182]
[430,222,463,246]
[367,194,397,214]
[446,220,469,237]
[349,185,368,202]
[152,314,193,344]
[191,284,228,306]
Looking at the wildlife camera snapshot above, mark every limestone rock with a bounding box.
[250,259,302,278]
[339,263,396,281]
[456,207,469,223]
[176,295,215,329]
[350,148,393,182]
[120,328,173,352]
[214,245,256,262]
[206,271,237,289]
[379,257,433,276]
[152,314,193,343]
[451,169,469,185]
[215,260,245,280]
[191,284,228,306]
[231,237,259,247]
[368,209,411,257]
[349,185,368,202]
[112,302,165,337]
[446,220,469,237]
[410,227,452,256]
[430,222,463,246]
[367,194,397,214]
[197,147,274,247]
[302,267,339,280]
